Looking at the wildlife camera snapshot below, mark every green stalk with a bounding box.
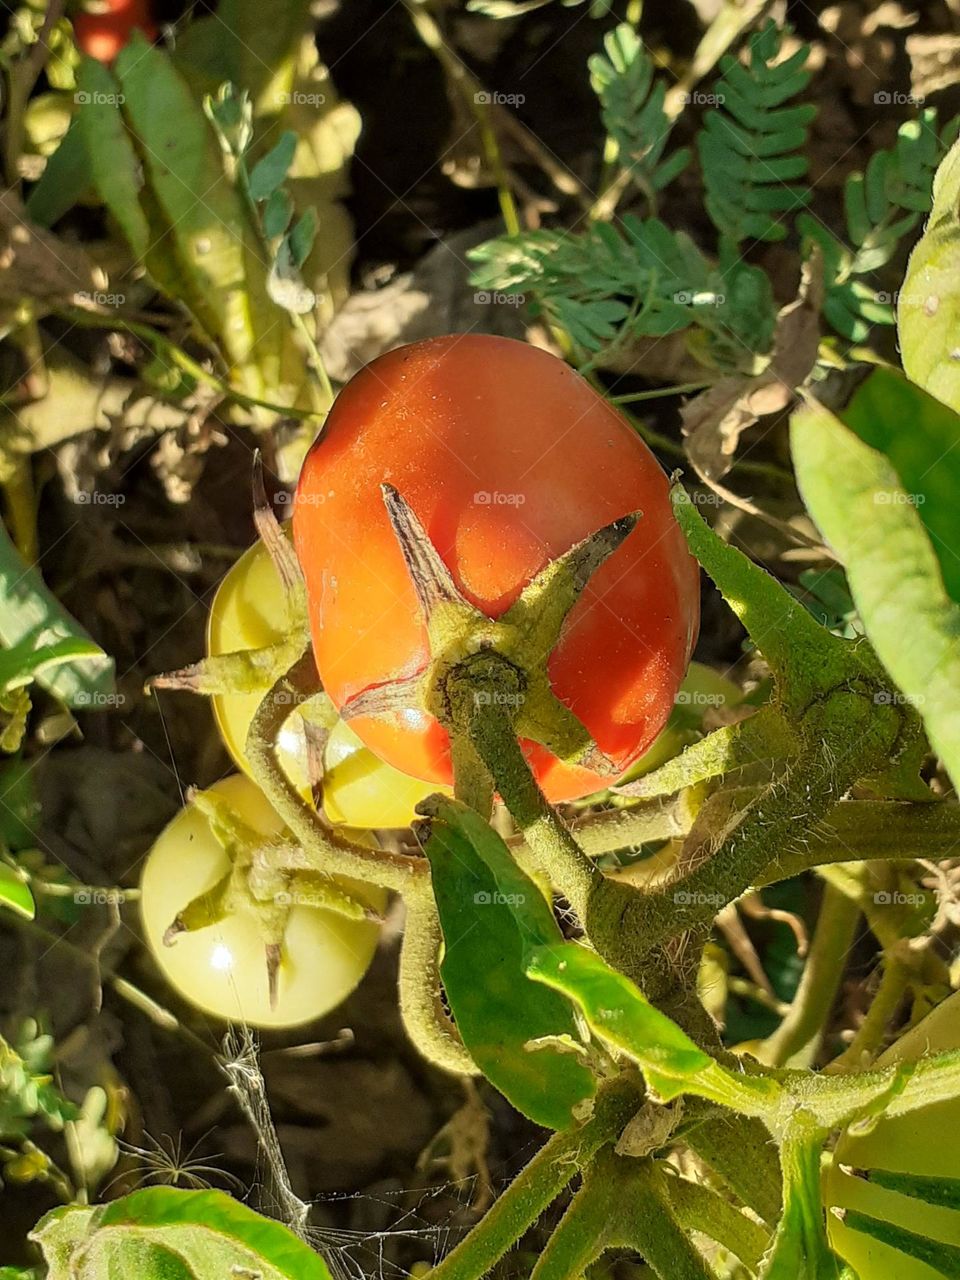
[682,1110,782,1225]
[828,948,912,1072]
[452,672,602,922]
[244,650,424,895]
[427,1079,639,1280]
[757,883,861,1068]
[616,1156,718,1280]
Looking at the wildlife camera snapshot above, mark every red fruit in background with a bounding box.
[294,334,700,803]
[74,0,157,62]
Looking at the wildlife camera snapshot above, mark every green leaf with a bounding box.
[804,109,955,345]
[112,36,289,403]
[468,214,774,364]
[698,20,814,248]
[0,635,105,694]
[24,117,90,227]
[899,132,960,412]
[263,188,294,239]
[526,942,779,1114]
[841,367,960,603]
[421,796,597,1130]
[73,57,150,257]
[0,864,35,921]
[174,0,310,116]
[33,1189,332,1280]
[268,237,316,315]
[588,23,688,196]
[249,130,298,201]
[288,208,318,268]
[840,1209,960,1278]
[0,520,114,709]
[791,398,960,791]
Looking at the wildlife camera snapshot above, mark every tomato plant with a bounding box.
[73,0,157,63]
[140,775,384,1028]
[293,334,700,803]
[321,718,446,828]
[206,536,309,788]
[826,992,960,1278]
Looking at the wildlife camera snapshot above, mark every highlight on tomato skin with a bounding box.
[73,0,158,63]
[293,334,701,804]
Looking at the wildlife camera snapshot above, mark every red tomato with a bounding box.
[293,335,700,802]
[74,0,157,63]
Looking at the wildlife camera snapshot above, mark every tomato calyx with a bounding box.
[162,785,381,1007]
[339,484,639,785]
[148,455,338,788]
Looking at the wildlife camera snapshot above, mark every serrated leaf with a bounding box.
[791,398,960,791]
[0,520,113,709]
[249,130,298,201]
[421,797,596,1130]
[0,865,35,921]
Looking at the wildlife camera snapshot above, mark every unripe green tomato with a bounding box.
[140,775,385,1027]
[206,539,309,787]
[322,720,448,828]
[825,991,960,1278]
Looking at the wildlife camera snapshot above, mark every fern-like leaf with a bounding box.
[588,24,689,197]
[468,215,776,366]
[698,20,815,249]
[799,109,960,341]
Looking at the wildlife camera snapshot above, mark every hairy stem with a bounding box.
[449,662,602,921]
[586,693,899,1002]
[426,1078,639,1280]
[615,1156,717,1280]
[682,1110,782,1225]
[666,1172,771,1270]
[399,895,476,1075]
[245,650,425,894]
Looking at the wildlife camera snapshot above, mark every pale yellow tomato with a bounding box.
[206,539,308,787]
[826,991,960,1278]
[140,775,385,1028]
[322,719,448,828]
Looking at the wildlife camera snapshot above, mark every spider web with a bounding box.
[220,1028,535,1280]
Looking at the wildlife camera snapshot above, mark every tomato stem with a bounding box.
[400,895,477,1076]
[445,656,602,923]
[425,1077,639,1280]
[245,649,475,1074]
[244,649,425,894]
